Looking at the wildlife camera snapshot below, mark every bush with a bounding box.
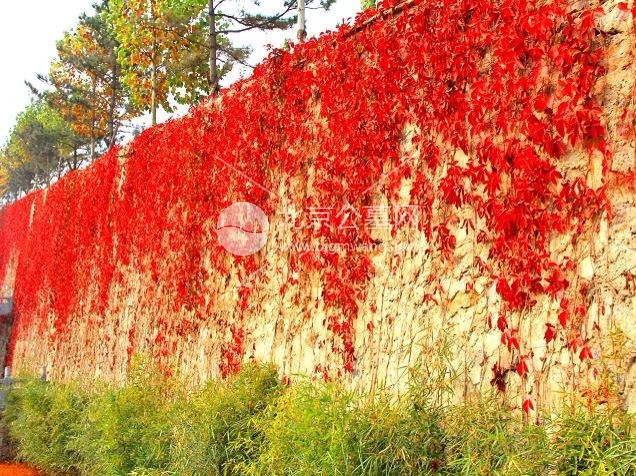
[5,379,85,475]
[72,358,179,476]
[551,408,636,475]
[4,361,636,476]
[440,397,551,476]
[247,381,446,476]
[347,396,445,475]
[170,362,282,476]
[246,380,355,475]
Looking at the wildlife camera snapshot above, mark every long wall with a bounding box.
[1,0,635,413]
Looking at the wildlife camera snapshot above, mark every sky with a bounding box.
[0,1,362,144]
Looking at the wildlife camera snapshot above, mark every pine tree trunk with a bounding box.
[297,0,307,41]
[90,76,97,161]
[151,58,157,125]
[209,0,219,95]
[108,49,118,147]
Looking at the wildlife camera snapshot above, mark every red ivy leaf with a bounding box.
[497,314,508,332]
[579,345,593,361]
[567,338,580,353]
[503,332,520,352]
[558,309,569,327]
[517,358,529,377]
[545,323,557,344]
[522,398,535,414]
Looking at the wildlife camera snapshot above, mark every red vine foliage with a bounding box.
[0,0,630,407]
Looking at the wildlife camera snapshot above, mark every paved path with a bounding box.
[0,463,40,475]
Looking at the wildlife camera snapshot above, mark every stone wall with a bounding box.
[0,0,634,413]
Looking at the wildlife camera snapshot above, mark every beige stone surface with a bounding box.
[1,0,635,414]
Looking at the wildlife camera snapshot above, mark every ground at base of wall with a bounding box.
[0,462,40,475]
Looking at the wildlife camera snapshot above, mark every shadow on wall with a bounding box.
[0,298,14,461]
[0,298,12,369]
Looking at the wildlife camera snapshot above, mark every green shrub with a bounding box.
[5,379,85,475]
[441,397,551,476]
[347,396,445,475]
[72,358,179,476]
[246,380,355,476]
[551,408,636,475]
[248,382,445,476]
[170,362,282,476]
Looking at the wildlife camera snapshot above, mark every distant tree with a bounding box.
[205,0,336,95]
[166,0,250,102]
[361,0,376,9]
[0,101,77,199]
[0,167,8,199]
[29,1,135,159]
[76,1,136,147]
[107,0,242,124]
[108,0,182,125]
[108,0,339,122]
[47,33,108,162]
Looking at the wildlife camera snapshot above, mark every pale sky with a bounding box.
[0,1,361,144]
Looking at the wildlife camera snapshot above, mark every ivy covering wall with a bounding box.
[0,0,635,413]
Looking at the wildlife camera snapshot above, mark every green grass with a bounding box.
[71,359,177,476]
[4,378,86,475]
[3,360,636,476]
[550,408,636,475]
[440,397,551,476]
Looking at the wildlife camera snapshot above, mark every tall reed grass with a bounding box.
[4,359,635,475]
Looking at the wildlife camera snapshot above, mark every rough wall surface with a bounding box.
[0,0,635,414]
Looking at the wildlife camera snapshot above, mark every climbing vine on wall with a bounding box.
[0,0,632,412]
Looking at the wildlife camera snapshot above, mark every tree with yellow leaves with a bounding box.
[30,1,136,159]
[107,0,209,125]
[108,0,337,119]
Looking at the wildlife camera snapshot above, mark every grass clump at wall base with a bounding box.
[4,362,636,476]
[71,359,178,476]
[551,408,636,475]
[243,381,446,475]
[169,363,282,476]
[245,381,356,475]
[440,398,551,475]
[4,379,86,475]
